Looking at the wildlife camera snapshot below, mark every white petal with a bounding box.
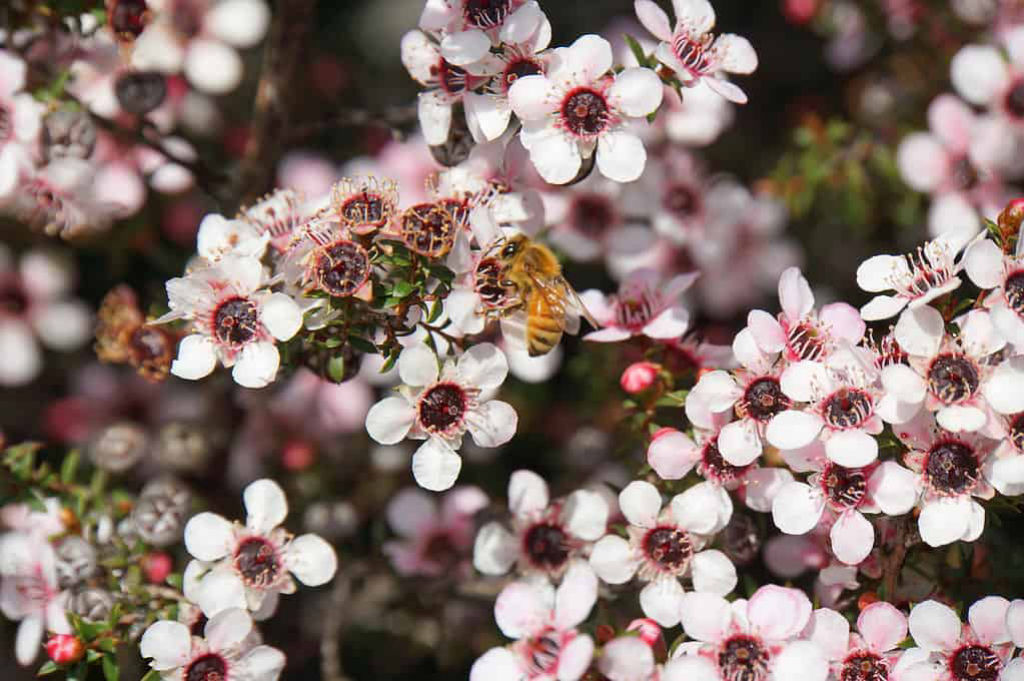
[640,578,685,627]
[0,320,41,386]
[261,292,302,341]
[641,306,690,339]
[881,363,927,405]
[868,461,919,515]
[184,512,235,561]
[140,620,192,671]
[858,254,910,292]
[909,600,962,652]
[608,68,663,117]
[235,646,286,680]
[457,343,508,389]
[470,648,521,681]
[563,490,609,541]
[596,130,647,183]
[185,39,243,94]
[765,410,823,450]
[525,126,581,184]
[555,560,599,629]
[635,0,673,41]
[743,467,794,512]
[693,370,743,411]
[509,469,550,516]
[778,267,815,322]
[772,482,824,534]
[387,488,439,538]
[472,522,518,576]
[205,607,253,651]
[599,636,655,681]
[679,591,732,642]
[773,641,828,681]
[418,90,453,146]
[441,29,492,66]
[983,358,1024,414]
[936,405,987,432]
[824,429,879,467]
[964,238,1005,290]
[673,0,716,33]
[897,133,949,192]
[365,396,416,444]
[557,635,595,681]
[894,305,945,357]
[747,309,786,354]
[411,439,462,491]
[32,301,91,351]
[691,549,737,595]
[195,570,247,617]
[860,295,910,321]
[399,345,440,386]
[495,581,548,638]
[244,478,288,533]
[830,510,874,565]
[232,340,280,389]
[780,360,829,402]
[1007,600,1024,647]
[285,534,338,586]
[717,419,762,466]
[619,480,663,528]
[714,34,758,74]
[950,44,1008,105]
[500,1,544,43]
[918,497,972,548]
[464,91,512,142]
[806,608,852,662]
[467,400,518,447]
[205,0,270,47]
[566,34,614,82]
[672,482,731,535]
[647,429,700,480]
[171,334,218,381]
[661,656,720,681]
[590,535,638,584]
[508,74,558,121]
[15,615,43,666]
[747,584,812,639]
[967,596,1011,645]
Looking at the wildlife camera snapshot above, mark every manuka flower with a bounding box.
[581,269,697,343]
[365,343,517,491]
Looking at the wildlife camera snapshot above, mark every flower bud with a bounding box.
[88,422,148,473]
[142,551,173,584]
[132,477,191,547]
[281,440,316,471]
[998,198,1024,248]
[72,587,115,622]
[115,70,167,115]
[620,362,660,394]
[45,635,84,664]
[54,535,97,589]
[626,618,662,647]
[43,110,97,161]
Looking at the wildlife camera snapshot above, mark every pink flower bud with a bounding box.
[46,635,84,664]
[783,0,818,24]
[620,362,659,394]
[626,618,662,647]
[281,440,316,471]
[142,551,173,584]
[650,426,677,442]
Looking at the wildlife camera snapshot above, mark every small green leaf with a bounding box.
[623,34,649,68]
[348,336,377,355]
[37,661,61,676]
[392,281,415,298]
[427,299,443,324]
[60,451,80,484]
[379,350,400,374]
[102,654,119,681]
[141,669,162,681]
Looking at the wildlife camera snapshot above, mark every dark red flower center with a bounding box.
[503,58,542,91]
[787,320,827,361]
[213,297,260,347]
[642,526,693,572]
[950,156,980,192]
[0,105,11,143]
[742,377,790,422]
[927,354,980,404]
[234,537,280,587]
[0,276,29,317]
[109,0,149,40]
[1005,79,1024,119]
[841,652,889,681]
[315,240,371,297]
[1005,270,1024,316]
[417,383,468,434]
[1010,413,1024,452]
[718,635,770,681]
[474,257,514,309]
[823,388,873,429]
[662,183,701,219]
[433,60,468,95]
[701,438,751,483]
[129,326,173,364]
[465,0,512,28]
[950,645,1001,680]
[924,440,979,495]
[672,34,712,76]
[525,628,562,676]
[569,194,617,238]
[401,201,458,257]
[523,522,569,570]
[822,463,868,509]
[185,653,227,681]
[561,88,609,137]
[422,531,460,567]
[340,192,386,227]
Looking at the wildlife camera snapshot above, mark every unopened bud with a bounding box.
[45,635,84,664]
[620,361,660,394]
[115,70,168,115]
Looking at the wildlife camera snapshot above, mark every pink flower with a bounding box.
[420,0,547,67]
[581,269,697,343]
[634,0,758,103]
[621,361,660,394]
[509,34,663,184]
[671,585,827,681]
[0,533,71,665]
[470,562,597,681]
[905,598,1015,680]
[0,50,43,197]
[384,486,488,577]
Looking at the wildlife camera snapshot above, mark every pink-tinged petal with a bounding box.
[747,309,786,354]
[640,577,685,627]
[244,478,288,533]
[563,490,609,541]
[679,591,732,642]
[1002,659,1024,681]
[418,90,453,146]
[619,480,662,528]
[732,327,772,372]
[780,360,828,402]
[140,620,192,671]
[967,596,1011,645]
[495,581,549,639]
[747,585,813,640]
[566,34,614,82]
[867,461,919,515]
[927,194,980,244]
[830,509,874,565]
[858,602,908,653]
[773,641,829,681]
[557,635,595,681]
[647,429,701,480]
[717,419,762,466]
[918,497,972,548]
[778,267,814,322]
[881,363,927,404]
[555,560,599,629]
[642,306,690,339]
[672,0,716,33]
[1007,600,1024,647]
[441,29,492,66]
[235,646,286,679]
[704,76,747,103]
[927,94,974,153]
[894,305,944,357]
[596,130,647,183]
[950,45,1008,106]
[909,600,962,652]
[184,512,234,561]
[820,302,865,343]
[690,549,737,595]
[599,636,655,681]
[964,238,1005,290]
[473,521,518,575]
[714,34,757,74]
[365,396,416,445]
[399,345,439,386]
[468,399,517,447]
[635,0,673,41]
[661,656,720,681]
[897,130,950,189]
[983,358,1024,414]
[771,482,825,535]
[509,470,550,516]
[806,608,851,661]
[0,50,27,97]
[470,647,521,681]
[608,67,663,118]
[824,429,879,467]
[286,534,338,586]
[589,535,638,584]
[411,439,462,491]
[765,409,823,450]
[205,608,253,652]
[860,295,909,321]
[743,467,794,512]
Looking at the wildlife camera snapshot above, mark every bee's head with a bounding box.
[500,235,526,259]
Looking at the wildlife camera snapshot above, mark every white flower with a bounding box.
[588,480,736,627]
[183,479,338,618]
[197,213,270,262]
[157,256,302,388]
[905,599,1014,680]
[634,0,758,103]
[473,470,608,580]
[509,34,663,184]
[365,343,517,491]
[964,234,1024,348]
[469,561,597,681]
[0,49,43,199]
[0,533,71,666]
[140,608,285,681]
[581,269,697,343]
[421,0,547,67]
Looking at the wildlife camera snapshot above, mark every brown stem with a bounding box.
[882,516,910,602]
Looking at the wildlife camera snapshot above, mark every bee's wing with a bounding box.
[564,282,598,328]
[530,272,598,329]
[524,273,570,329]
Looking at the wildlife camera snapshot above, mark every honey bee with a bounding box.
[483,234,596,357]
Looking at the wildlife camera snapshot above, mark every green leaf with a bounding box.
[327,354,350,383]
[379,350,400,374]
[141,669,162,681]
[427,299,443,324]
[102,654,119,681]
[165,573,183,590]
[392,281,415,298]
[348,336,377,355]
[60,451,80,484]
[623,34,649,68]
[37,661,61,676]
[86,650,102,663]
